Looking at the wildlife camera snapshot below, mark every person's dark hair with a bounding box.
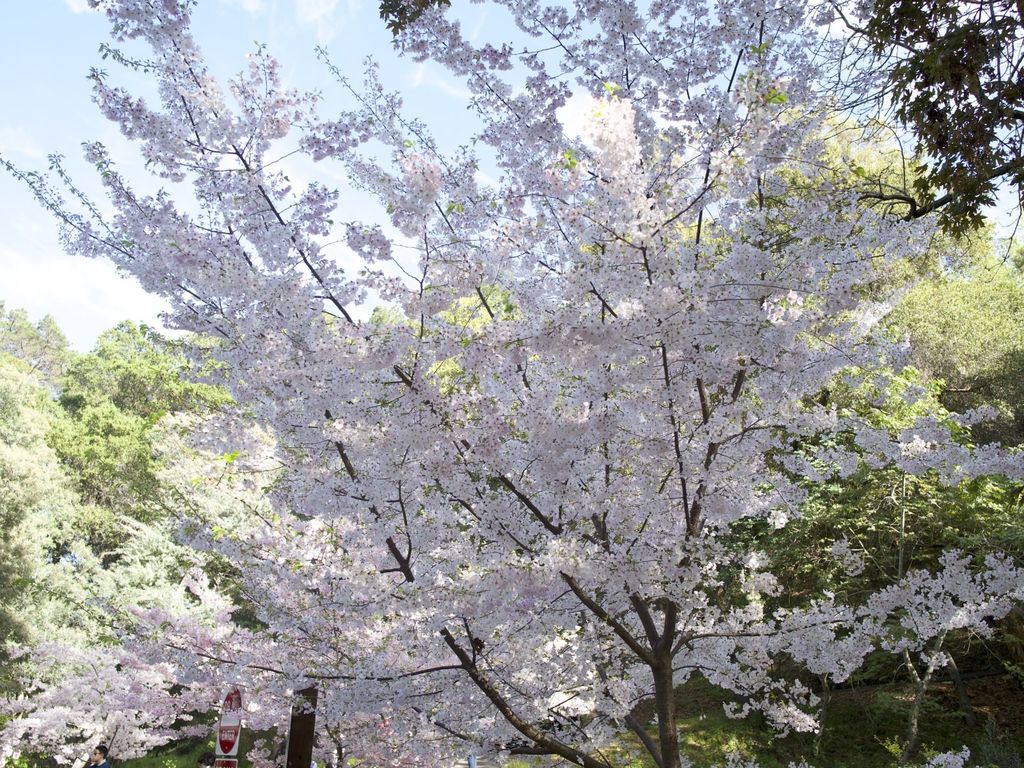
[94,745,109,760]
[198,752,216,767]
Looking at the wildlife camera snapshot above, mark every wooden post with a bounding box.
[286,687,318,768]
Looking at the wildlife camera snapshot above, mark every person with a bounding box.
[89,744,111,768]
[198,753,216,768]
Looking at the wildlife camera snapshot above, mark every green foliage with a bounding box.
[0,361,53,650]
[48,400,159,535]
[751,244,1024,613]
[47,323,230,549]
[377,0,450,35]
[0,302,70,386]
[762,364,1023,607]
[977,719,1024,768]
[0,357,81,692]
[439,284,519,329]
[889,258,1024,446]
[856,0,1024,234]
[0,315,258,751]
[59,322,228,422]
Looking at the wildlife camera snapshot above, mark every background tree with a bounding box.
[0,319,243,763]
[889,257,1024,446]
[751,245,1024,758]
[0,303,70,388]
[832,0,1024,233]
[0,356,77,691]
[47,322,229,556]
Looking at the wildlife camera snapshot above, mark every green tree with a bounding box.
[0,303,70,387]
[59,322,225,421]
[0,356,79,691]
[889,257,1024,446]
[745,363,1022,760]
[835,0,1024,233]
[0,320,245,759]
[47,323,230,553]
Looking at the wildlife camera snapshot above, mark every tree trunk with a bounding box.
[899,632,947,765]
[286,686,319,768]
[652,661,681,768]
[813,674,831,757]
[946,655,977,727]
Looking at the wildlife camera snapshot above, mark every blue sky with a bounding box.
[0,0,493,349]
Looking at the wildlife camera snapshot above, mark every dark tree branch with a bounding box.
[561,573,655,665]
[439,628,612,768]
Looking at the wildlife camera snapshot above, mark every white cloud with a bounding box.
[296,0,341,43]
[220,0,266,12]
[0,126,45,159]
[0,243,172,352]
[64,0,97,13]
[407,62,471,101]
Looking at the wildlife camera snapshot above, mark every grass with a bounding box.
[119,726,266,768]
[120,740,212,768]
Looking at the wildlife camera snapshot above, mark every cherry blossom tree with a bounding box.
[2,0,1022,767]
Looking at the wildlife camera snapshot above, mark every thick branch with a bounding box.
[498,476,563,534]
[696,378,711,424]
[440,628,611,768]
[383,536,415,582]
[625,714,664,768]
[629,593,662,650]
[561,573,655,665]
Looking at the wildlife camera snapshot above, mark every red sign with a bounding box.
[213,760,237,768]
[216,687,243,757]
[218,726,240,756]
[223,689,242,712]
